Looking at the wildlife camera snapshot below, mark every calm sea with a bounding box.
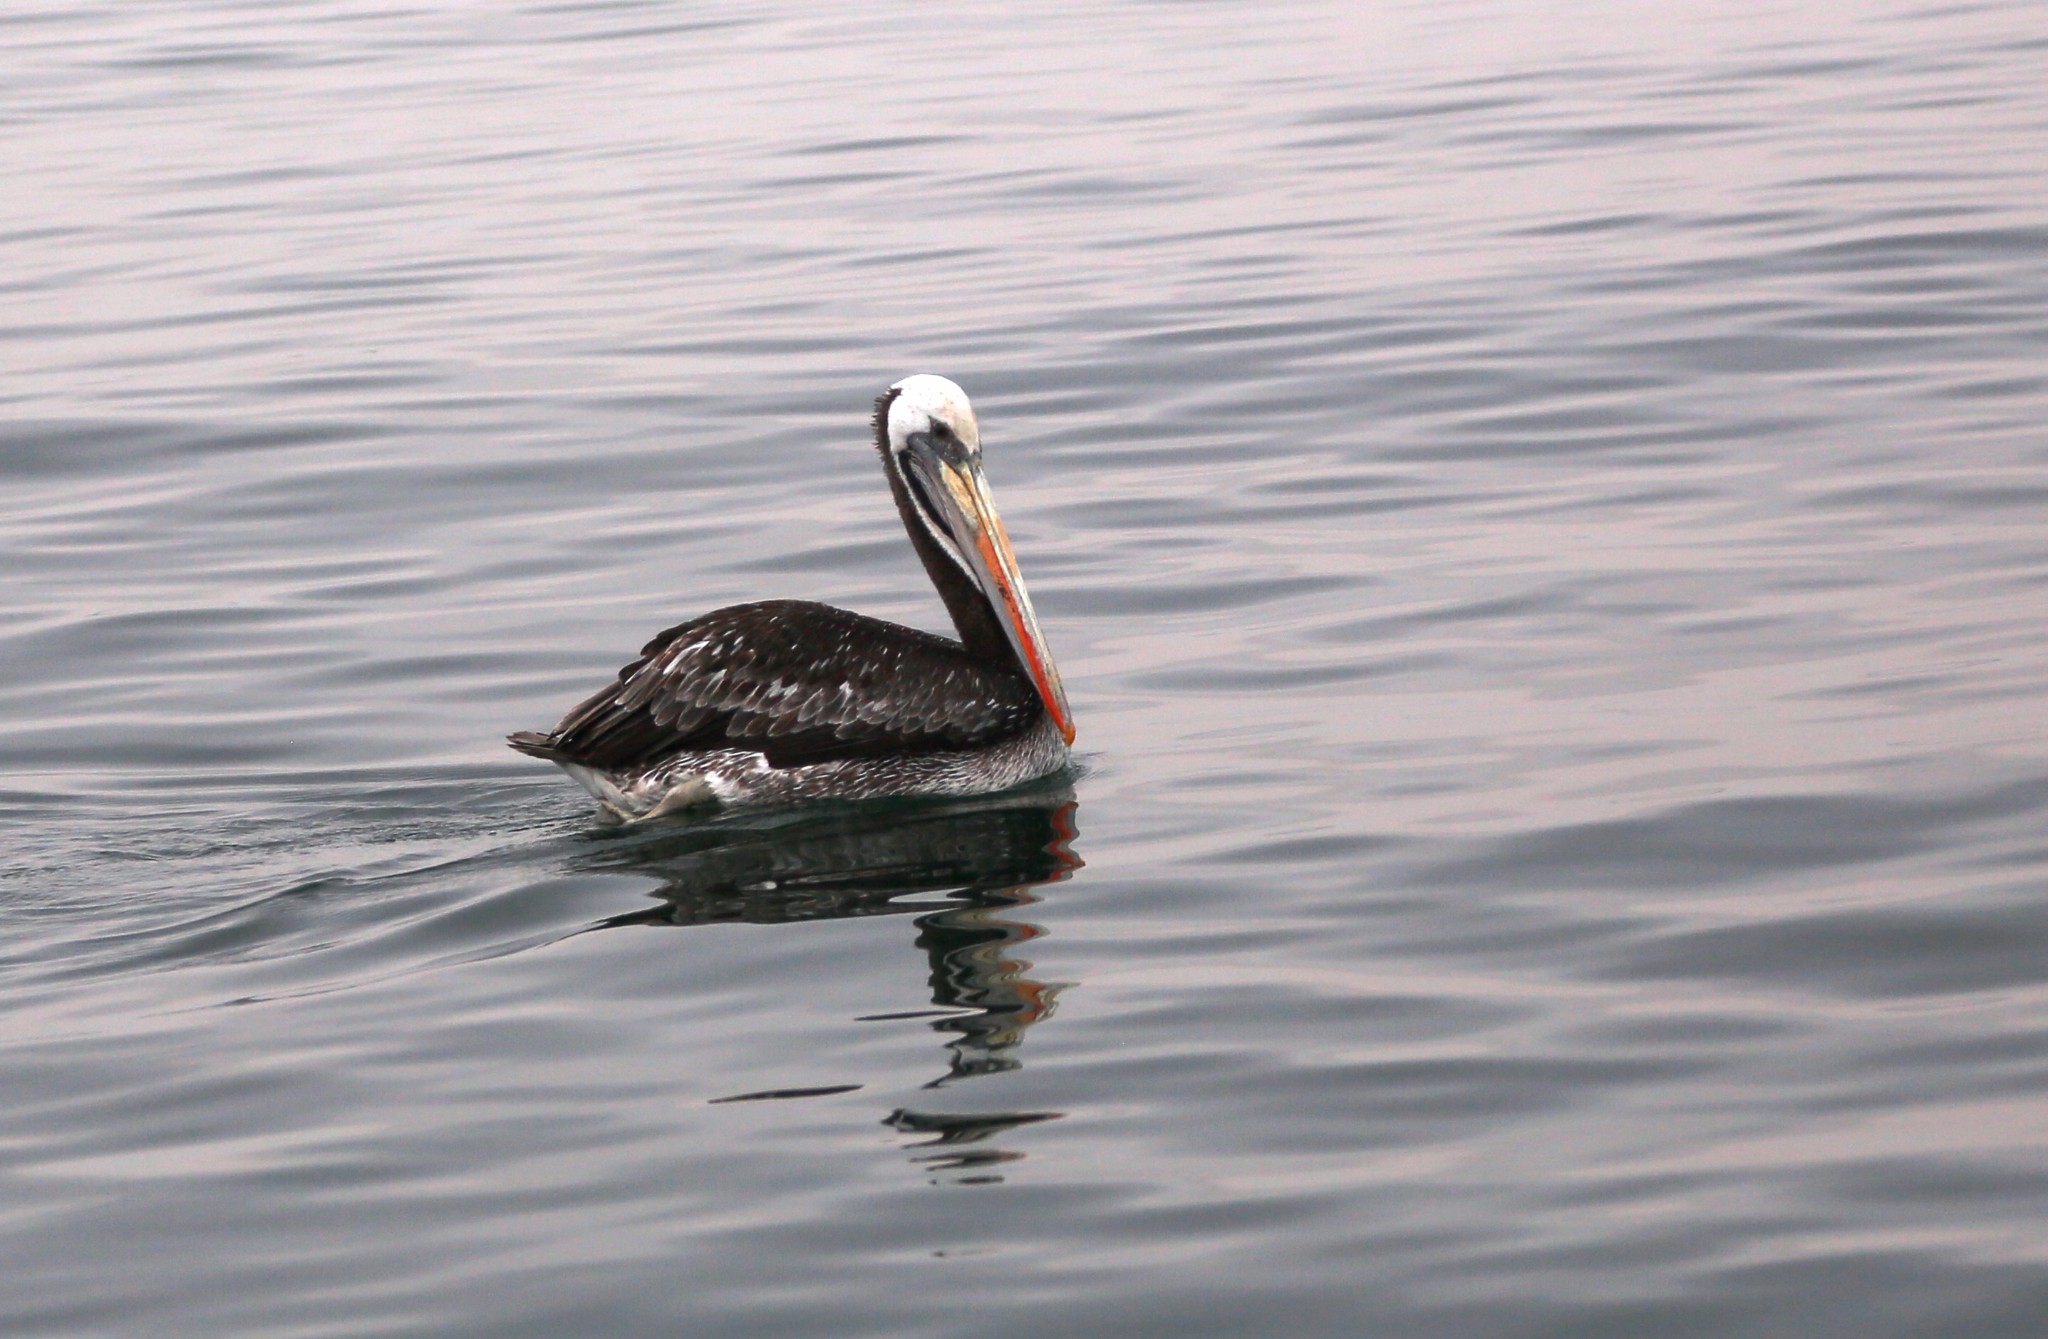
[6,2,2048,1334]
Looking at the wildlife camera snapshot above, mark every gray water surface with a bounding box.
[7,2,2048,1335]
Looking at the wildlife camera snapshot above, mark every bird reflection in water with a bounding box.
[577,786,1080,1183]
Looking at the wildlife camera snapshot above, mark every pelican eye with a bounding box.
[922,420,976,464]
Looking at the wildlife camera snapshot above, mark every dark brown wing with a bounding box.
[508,599,1043,771]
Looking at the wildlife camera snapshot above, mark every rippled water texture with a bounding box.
[7,2,2048,1334]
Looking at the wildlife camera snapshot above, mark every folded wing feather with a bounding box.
[509,599,1039,771]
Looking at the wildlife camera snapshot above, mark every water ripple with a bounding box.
[6,0,2048,1334]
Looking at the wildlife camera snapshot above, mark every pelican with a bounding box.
[509,374,1074,818]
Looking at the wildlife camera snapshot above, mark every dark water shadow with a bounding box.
[568,786,1082,1181]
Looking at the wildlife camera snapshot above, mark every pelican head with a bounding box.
[888,373,983,460]
[881,374,1074,745]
